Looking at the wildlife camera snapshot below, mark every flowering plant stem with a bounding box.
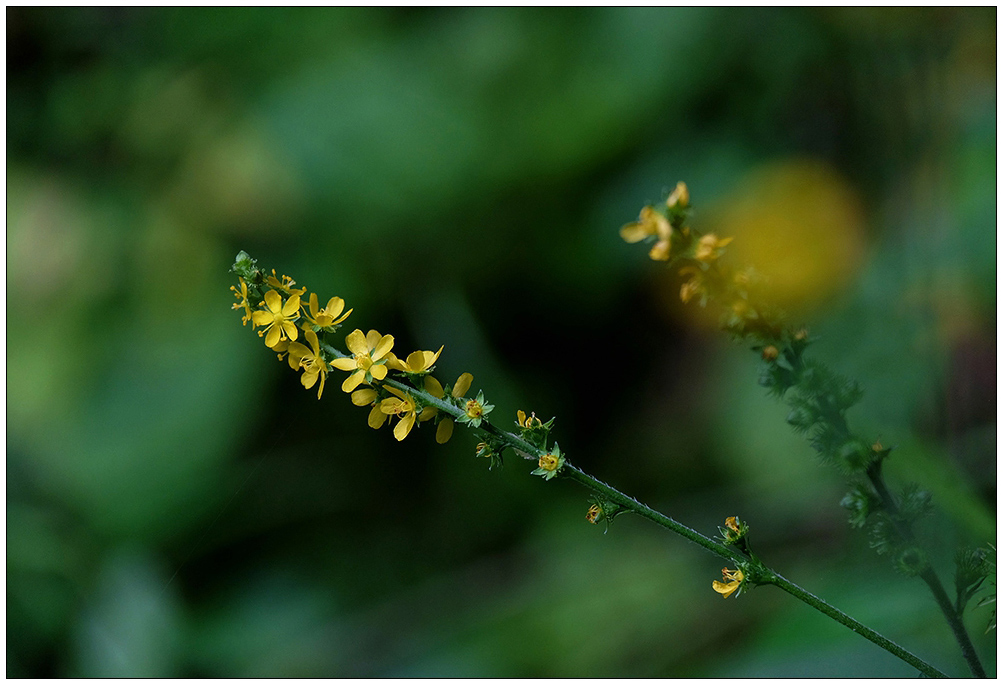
[866,463,987,678]
[323,348,951,678]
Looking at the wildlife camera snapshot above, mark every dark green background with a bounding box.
[7,7,996,677]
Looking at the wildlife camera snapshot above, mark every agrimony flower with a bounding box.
[666,181,689,210]
[380,387,418,441]
[265,270,307,297]
[231,278,253,325]
[391,346,444,374]
[619,207,673,261]
[712,568,745,599]
[428,372,473,444]
[331,329,395,392]
[286,330,330,399]
[694,233,733,263]
[304,292,352,330]
[531,444,565,480]
[252,290,301,349]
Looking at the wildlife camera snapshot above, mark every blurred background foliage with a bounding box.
[7,7,996,677]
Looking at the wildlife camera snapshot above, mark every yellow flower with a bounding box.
[304,292,352,329]
[678,266,704,305]
[538,453,559,471]
[380,387,418,441]
[331,329,395,392]
[694,233,734,263]
[427,372,472,444]
[265,270,307,297]
[666,181,689,210]
[286,330,330,399]
[390,346,444,374]
[761,345,779,361]
[231,278,253,325]
[712,568,745,599]
[725,516,740,533]
[517,410,543,428]
[620,206,673,261]
[251,290,301,349]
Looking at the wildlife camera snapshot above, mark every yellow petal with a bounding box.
[405,350,426,371]
[265,326,281,349]
[251,310,273,327]
[308,292,320,317]
[418,406,436,422]
[280,320,298,342]
[435,419,454,444]
[365,330,382,351]
[331,357,357,371]
[345,329,368,355]
[342,369,366,393]
[351,388,378,406]
[517,410,527,426]
[372,334,394,361]
[301,369,318,389]
[712,580,740,598]
[316,373,326,400]
[368,405,388,429]
[281,293,301,317]
[370,364,388,381]
[385,386,406,400]
[619,221,650,243]
[286,342,310,370]
[426,345,444,367]
[424,376,444,398]
[325,296,345,318]
[385,353,405,372]
[394,413,415,441]
[263,289,282,313]
[452,372,473,398]
[380,398,401,413]
[304,330,320,354]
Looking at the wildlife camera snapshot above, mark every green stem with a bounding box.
[341,361,950,677]
[867,462,986,677]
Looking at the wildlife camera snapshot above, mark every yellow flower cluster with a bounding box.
[232,266,476,444]
[618,182,739,310]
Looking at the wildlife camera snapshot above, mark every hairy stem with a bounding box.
[866,462,986,677]
[339,359,950,677]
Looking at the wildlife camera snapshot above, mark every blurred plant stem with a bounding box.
[324,351,952,678]
[866,462,986,677]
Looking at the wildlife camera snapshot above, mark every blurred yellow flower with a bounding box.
[286,330,330,399]
[666,181,689,209]
[251,289,301,349]
[713,568,745,598]
[694,233,733,263]
[620,206,673,260]
[331,329,395,392]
